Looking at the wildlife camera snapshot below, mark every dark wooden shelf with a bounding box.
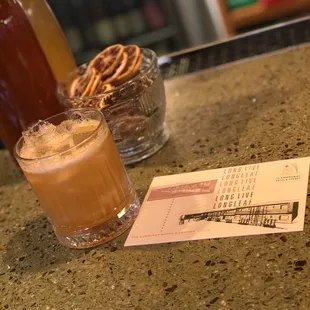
[219,0,310,34]
[231,0,310,29]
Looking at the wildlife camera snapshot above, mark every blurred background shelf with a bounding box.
[47,0,221,64]
[48,0,190,64]
[125,25,177,46]
[43,0,310,63]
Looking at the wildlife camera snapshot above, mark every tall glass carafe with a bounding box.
[0,0,76,156]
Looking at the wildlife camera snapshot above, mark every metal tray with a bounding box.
[159,16,310,80]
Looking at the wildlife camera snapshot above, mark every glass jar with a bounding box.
[58,49,169,165]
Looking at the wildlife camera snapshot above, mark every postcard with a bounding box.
[125,157,310,246]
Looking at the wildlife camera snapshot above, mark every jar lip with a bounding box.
[14,108,104,162]
[58,48,157,100]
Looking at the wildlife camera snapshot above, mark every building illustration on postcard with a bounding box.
[179,201,299,228]
[125,158,310,247]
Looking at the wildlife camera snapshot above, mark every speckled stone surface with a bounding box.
[1,45,310,310]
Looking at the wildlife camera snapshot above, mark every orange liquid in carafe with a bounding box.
[0,0,76,156]
[20,0,76,82]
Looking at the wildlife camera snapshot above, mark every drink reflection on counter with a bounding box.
[0,0,76,157]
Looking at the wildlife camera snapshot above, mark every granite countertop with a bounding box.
[1,45,310,310]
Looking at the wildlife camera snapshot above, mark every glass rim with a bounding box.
[57,48,157,100]
[14,108,104,162]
